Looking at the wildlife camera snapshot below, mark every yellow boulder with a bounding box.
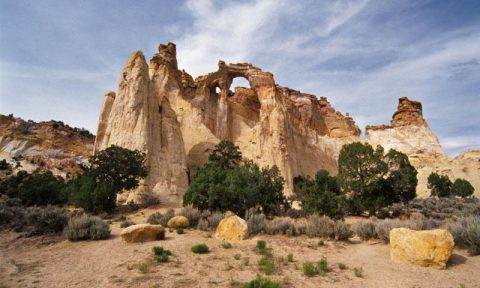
[390,228,454,269]
[215,215,248,242]
[167,216,189,229]
[120,224,165,243]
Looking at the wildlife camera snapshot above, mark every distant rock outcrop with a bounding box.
[0,114,94,178]
[366,97,479,197]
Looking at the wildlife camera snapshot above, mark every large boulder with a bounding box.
[120,224,165,243]
[390,228,454,269]
[215,215,248,242]
[167,216,189,229]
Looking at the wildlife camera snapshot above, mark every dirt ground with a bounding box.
[1,209,479,288]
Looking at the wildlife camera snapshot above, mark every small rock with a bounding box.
[390,228,454,269]
[215,215,248,242]
[167,215,189,229]
[120,224,165,243]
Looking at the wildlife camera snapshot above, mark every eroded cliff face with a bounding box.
[366,97,480,197]
[0,114,94,178]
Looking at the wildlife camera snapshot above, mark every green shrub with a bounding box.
[294,170,345,218]
[183,142,289,217]
[317,257,328,275]
[452,179,475,198]
[146,208,175,226]
[428,173,452,198]
[338,263,347,270]
[191,243,209,254]
[64,214,110,241]
[447,216,480,255]
[243,276,281,288]
[152,246,172,263]
[258,256,274,275]
[303,262,318,277]
[234,253,241,260]
[1,171,66,206]
[66,173,117,214]
[257,240,267,250]
[176,227,184,234]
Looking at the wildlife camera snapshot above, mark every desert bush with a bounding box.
[191,243,209,254]
[305,215,335,239]
[178,206,202,227]
[206,212,223,229]
[139,194,160,207]
[147,208,175,226]
[196,218,210,231]
[317,257,329,275]
[338,263,347,270]
[354,221,377,240]
[286,208,306,219]
[265,218,296,236]
[303,262,318,277]
[243,276,280,288]
[447,216,480,255]
[64,214,110,241]
[333,221,353,241]
[153,246,172,262]
[287,253,294,262]
[258,256,274,275]
[120,220,135,228]
[246,208,266,235]
[389,197,480,220]
[257,240,267,251]
[22,205,69,236]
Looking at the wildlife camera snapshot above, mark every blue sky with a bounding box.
[1,0,479,156]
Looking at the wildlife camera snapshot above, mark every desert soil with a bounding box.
[1,208,479,288]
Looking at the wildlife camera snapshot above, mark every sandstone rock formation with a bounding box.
[95,42,360,202]
[95,42,478,204]
[390,228,454,269]
[0,114,94,178]
[94,48,189,205]
[366,97,480,197]
[215,215,248,242]
[120,224,165,243]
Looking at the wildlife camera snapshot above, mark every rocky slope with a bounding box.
[93,42,478,202]
[366,97,480,197]
[0,114,94,178]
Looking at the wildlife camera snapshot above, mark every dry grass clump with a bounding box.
[305,214,353,241]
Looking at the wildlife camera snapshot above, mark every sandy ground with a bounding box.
[1,210,479,288]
